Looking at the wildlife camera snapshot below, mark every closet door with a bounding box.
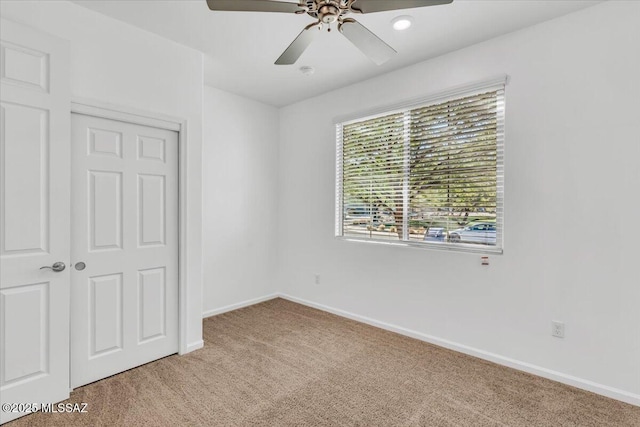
[70,114,179,389]
[0,19,71,424]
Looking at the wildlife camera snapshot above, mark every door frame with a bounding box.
[70,97,190,355]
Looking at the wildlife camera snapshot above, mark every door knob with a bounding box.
[40,262,66,272]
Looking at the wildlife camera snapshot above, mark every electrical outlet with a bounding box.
[551,321,565,338]
[314,274,320,285]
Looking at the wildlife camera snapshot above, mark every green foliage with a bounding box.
[342,91,498,233]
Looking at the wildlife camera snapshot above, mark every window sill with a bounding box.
[336,236,503,255]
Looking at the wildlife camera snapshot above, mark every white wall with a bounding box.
[0,0,205,352]
[277,0,640,403]
[202,86,279,315]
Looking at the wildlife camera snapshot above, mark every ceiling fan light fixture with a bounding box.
[391,15,413,31]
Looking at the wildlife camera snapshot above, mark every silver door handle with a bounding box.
[40,262,66,272]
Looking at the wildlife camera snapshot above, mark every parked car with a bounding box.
[378,210,395,224]
[423,227,446,242]
[448,222,496,245]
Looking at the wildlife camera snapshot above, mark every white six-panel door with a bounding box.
[0,19,71,424]
[70,114,179,388]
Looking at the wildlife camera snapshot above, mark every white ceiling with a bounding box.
[72,0,601,106]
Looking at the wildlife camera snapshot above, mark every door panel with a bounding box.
[0,19,70,424]
[89,171,123,251]
[0,40,49,92]
[138,174,166,246]
[71,114,178,389]
[138,267,166,342]
[1,102,49,255]
[1,283,49,383]
[89,273,123,357]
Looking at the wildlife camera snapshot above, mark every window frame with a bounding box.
[335,76,507,254]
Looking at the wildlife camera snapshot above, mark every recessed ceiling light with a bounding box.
[299,66,315,76]
[391,15,413,31]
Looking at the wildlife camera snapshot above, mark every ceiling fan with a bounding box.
[206,0,453,65]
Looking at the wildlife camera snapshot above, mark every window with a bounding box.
[335,80,505,252]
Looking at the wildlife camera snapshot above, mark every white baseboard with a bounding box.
[182,339,204,355]
[202,293,279,318]
[278,293,640,407]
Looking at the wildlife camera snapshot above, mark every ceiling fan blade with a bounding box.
[206,0,305,14]
[351,0,453,14]
[339,20,396,65]
[275,24,320,65]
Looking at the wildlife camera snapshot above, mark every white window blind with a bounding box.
[336,85,505,252]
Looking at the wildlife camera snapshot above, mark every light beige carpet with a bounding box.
[8,298,640,426]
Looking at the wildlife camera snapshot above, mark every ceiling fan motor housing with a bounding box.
[307,1,346,24]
